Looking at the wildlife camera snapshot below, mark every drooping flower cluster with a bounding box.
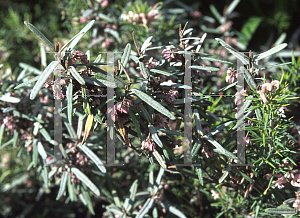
[120,9,160,26]
[154,114,168,128]
[234,88,247,105]
[165,86,179,103]
[142,137,156,151]
[162,47,176,62]
[259,80,280,104]
[225,67,237,83]
[72,51,89,65]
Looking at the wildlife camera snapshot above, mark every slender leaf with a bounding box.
[78,143,106,173]
[14,75,41,89]
[24,21,55,51]
[71,167,100,196]
[37,141,47,160]
[137,198,154,218]
[152,150,167,169]
[56,171,68,200]
[124,179,138,212]
[149,125,163,148]
[190,66,220,71]
[131,89,176,120]
[69,66,85,85]
[254,43,288,61]
[30,61,60,100]
[120,43,131,74]
[141,36,153,54]
[67,83,73,124]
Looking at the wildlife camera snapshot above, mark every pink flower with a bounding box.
[262,83,272,94]
[234,89,247,105]
[259,93,268,104]
[225,67,236,83]
[80,17,87,23]
[162,48,175,62]
[190,11,202,18]
[142,138,156,151]
[291,174,300,187]
[155,114,168,128]
[272,176,287,189]
[101,0,108,7]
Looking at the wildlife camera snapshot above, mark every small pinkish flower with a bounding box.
[226,67,236,83]
[80,17,87,23]
[272,176,287,189]
[162,48,175,62]
[262,83,272,94]
[101,0,108,7]
[46,157,52,163]
[234,88,247,105]
[259,93,268,104]
[220,21,233,33]
[190,11,202,18]
[291,174,300,187]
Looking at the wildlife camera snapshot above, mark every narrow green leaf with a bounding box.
[137,198,154,218]
[190,66,220,71]
[67,175,77,202]
[194,109,204,136]
[64,20,95,53]
[128,110,142,140]
[195,156,203,185]
[67,83,73,125]
[131,89,176,120]
[139,61,150,79]
[30,61,60,100]
[150,69,178,78]
[83,76,117,88]
[37,141,47,160]
[254,43,288,61]
[78,143,106,173]
[226,0,240,16]
[154,168,165,193]
[69,66,85,85]
[141,36,153,54]
[149,125,163,148]
[112,190,121,208]
[24,21,55,51]
[140,104,151,123]
[161,201,187,218]
[191,141,202,157]
[152,150,166,169]
[56,171,68,200]
[124,179,138,212]
[155,128,184,136]
[243,67,257,90]
[148,170,154,195]
[71,167,100,196]
[14,75,41,90]
[120,43,131,74]
[215,38,249,65]
[0,95,20,103]
[160,81,191,89]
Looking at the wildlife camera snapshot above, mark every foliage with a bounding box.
[1,0,300,217]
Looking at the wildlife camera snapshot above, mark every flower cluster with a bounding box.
[225,67,237,83]
[72,51,88,65]
[259,80,280,104]
[162,47,175,62]
[234,88,247,105]
[165,86,179,103]
[142,137,156,151]
[154,114,168,128]
[120,9,160,26]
